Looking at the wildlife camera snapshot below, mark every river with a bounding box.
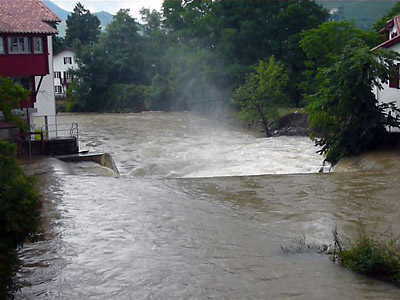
[17,112,400,299]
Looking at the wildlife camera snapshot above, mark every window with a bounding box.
[64,57,72,64]
[54,71,61,79]
[0,37,4,54]
[55,86,62,94]
[8,37,31,54]
[13,78,32,91]
[389,64,400,89]
[64,71,73,80]
[33,37,43,54]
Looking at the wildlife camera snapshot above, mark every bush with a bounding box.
[332,227,400,284]
[102,83,147,112]
[0,141,41,297]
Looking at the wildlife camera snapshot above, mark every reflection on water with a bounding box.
[17,113,400,299]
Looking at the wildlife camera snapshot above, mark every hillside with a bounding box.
[41,1,114,37]
[42,0,399,34]
[316,0,398,29]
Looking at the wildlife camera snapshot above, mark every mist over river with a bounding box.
[17,112,400,299]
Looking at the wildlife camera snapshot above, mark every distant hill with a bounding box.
[42,0,399,33]
[41,0,114,37]
[42,0,69,20]
[316,0,398,29]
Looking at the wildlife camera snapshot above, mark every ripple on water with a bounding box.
[16,113,400,299]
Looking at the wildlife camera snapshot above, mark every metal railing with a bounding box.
[16,115,80,157]
[40,121,79,140]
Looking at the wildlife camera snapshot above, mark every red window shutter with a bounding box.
[389,64,400,89]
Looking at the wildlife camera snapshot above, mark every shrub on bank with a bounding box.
[0,141,41,297]
[332,227,400,284]
[101,83,147,112]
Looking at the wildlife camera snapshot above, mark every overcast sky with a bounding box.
[52,0,164,20]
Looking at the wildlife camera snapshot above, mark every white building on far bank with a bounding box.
[373,15,400,132]
[53,48,78,99]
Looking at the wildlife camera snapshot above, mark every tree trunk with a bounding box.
[256,104,271,137]
[261,119,271,137]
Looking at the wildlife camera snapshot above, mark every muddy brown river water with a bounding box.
[17,112,400,299]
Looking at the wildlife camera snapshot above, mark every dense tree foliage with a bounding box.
[0,142,40,297]
[68,0,328,112]
[0,77,29,124]
[233,57,289,137]
[52,35,66,54]
[299,21,380,97]
[307,42,400,165]
[161,0,329,106]
[65,2,101,47]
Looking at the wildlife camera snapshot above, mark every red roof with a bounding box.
[372,35,400,51]
[373,15,400,51]
[0,0,60,34]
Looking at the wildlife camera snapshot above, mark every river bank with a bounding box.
[243,111,310,137]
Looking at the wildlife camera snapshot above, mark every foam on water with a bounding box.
[63,112,324,178]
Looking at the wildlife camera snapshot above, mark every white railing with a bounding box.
[41,122,79,140]
[30,115,79,142]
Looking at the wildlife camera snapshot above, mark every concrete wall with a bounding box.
[0,128,18,141]
[18,137,79,156]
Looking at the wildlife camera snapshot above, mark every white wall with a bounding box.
[375,42,400,132]
[32,35,57,138]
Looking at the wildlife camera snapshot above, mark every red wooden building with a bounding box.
[0,0,60,108]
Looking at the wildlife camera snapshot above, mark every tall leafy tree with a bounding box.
[70,41,109,111]
[65,2,101,47]
[233,57,290,137]
[161,0,328,107]
[140,8,169,84]
[140,8,163,34]
[307,41,400,165]
[102,9,144,84]
[300,22,380,97]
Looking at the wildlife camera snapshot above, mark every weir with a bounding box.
[56,152,120,174]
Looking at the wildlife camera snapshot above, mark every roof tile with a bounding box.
[0,0,60,34]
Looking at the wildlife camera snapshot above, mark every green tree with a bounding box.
[102,9,145,84]
[0,77,29,123]
[300,21,380,97]
[65,2,101,47]
[140,8,163,34]
[307,41,400,165]
[233,57,290,137]
[52,35,65,54]
[161,0,328,108]
[0,142,40,296]
[69,41,109,111]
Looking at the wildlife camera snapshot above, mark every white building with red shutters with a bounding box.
[0,0,60,135]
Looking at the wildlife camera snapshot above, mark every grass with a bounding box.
[332,226,400,284]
